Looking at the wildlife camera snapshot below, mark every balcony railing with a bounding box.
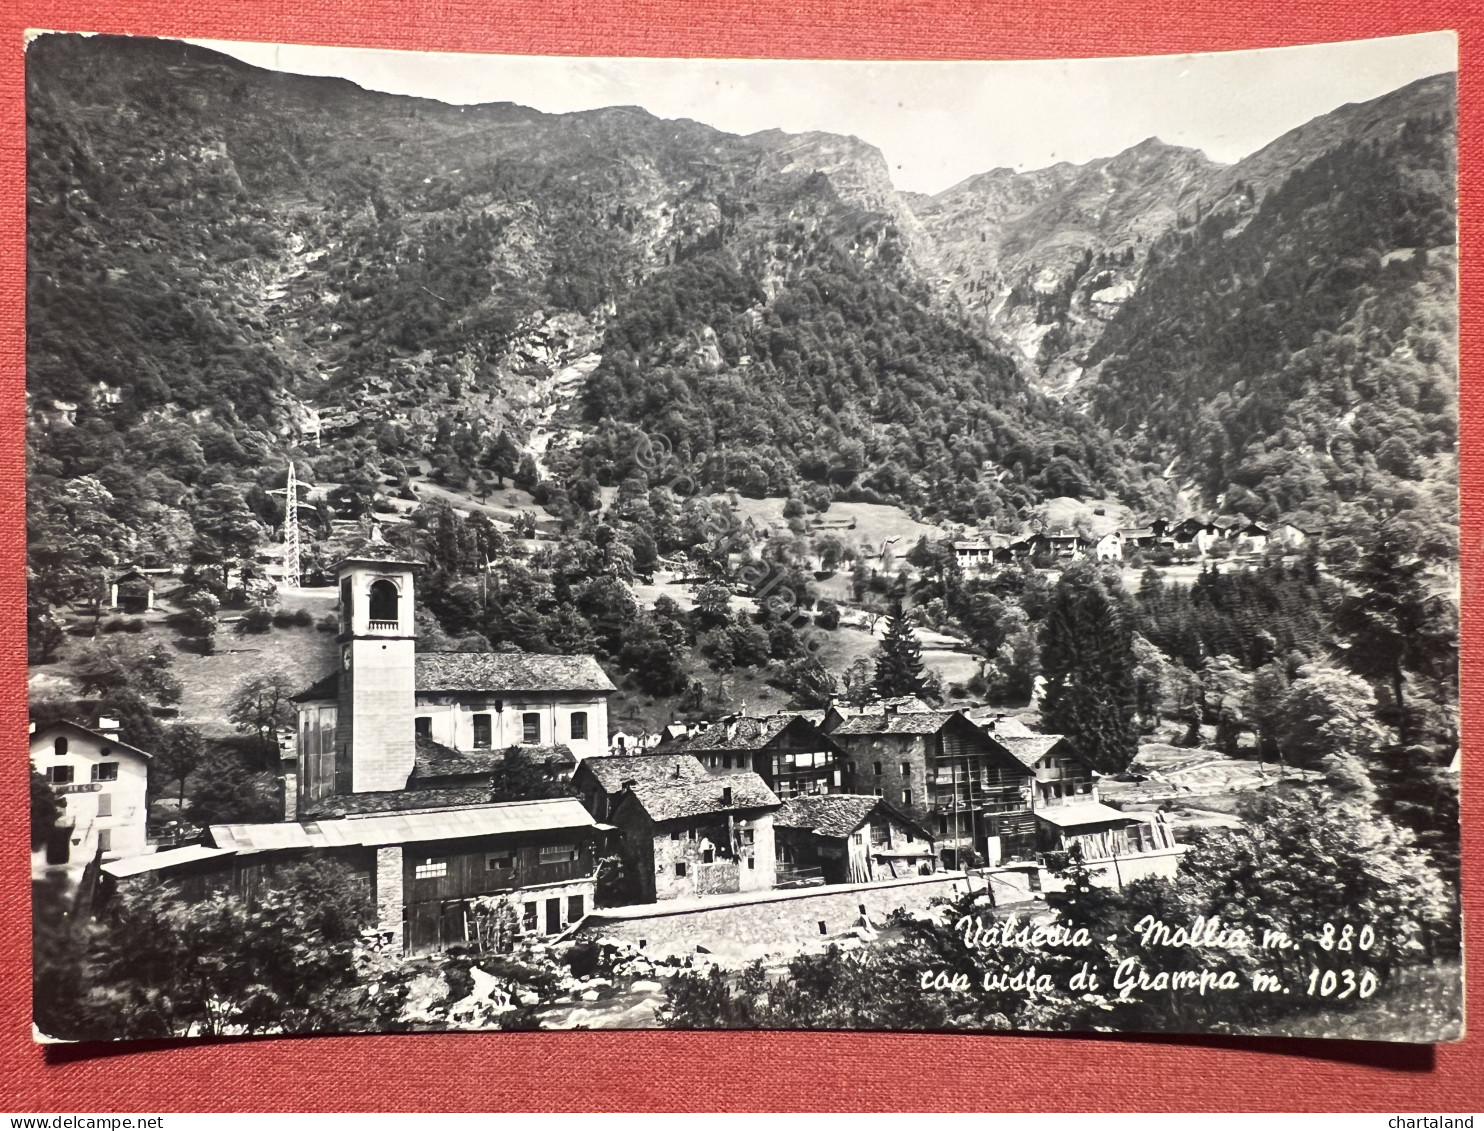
[367,619,399,632]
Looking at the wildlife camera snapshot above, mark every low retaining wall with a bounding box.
[578,872,983,962]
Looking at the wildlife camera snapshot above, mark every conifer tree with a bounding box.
[873,603,927,699]
[1039,564,1139,773]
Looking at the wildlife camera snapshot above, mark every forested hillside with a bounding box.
[1082,75,1458,536]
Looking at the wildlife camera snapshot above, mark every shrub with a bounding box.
[238,607,274,634]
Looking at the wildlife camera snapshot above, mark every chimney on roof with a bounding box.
[621,777,638,790]
[97,716,120,737]
[884,703,898,717]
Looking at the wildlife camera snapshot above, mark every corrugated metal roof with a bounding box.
[101,844,236,878]
[1034,802,1139,829]
[211,797,600,854]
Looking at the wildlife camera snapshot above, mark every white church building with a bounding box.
[293,547,615,809]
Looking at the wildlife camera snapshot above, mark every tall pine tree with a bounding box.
[1039,564,1139,774]
[874,603,927,699]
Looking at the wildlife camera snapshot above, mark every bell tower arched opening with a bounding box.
[368,579,400,628]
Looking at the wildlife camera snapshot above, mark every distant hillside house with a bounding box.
[774,794,938,885]
[1093,531,1124,561]
[30,718,151,864]
[609,766,781,903]
[952,540,995,570]
[653,713,846,798]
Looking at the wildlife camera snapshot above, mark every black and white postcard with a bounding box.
[26,30,1462,1043]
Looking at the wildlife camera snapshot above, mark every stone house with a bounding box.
[826,708,1034,868]
[652,713,846,799]
[609,770,780,903]
[30,718,152,864]
[774,794,938,885]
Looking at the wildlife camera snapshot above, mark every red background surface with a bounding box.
[0,0,1480,1112]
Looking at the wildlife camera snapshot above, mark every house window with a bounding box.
[874,762,882,776]
[414,860,447,880]
[97,829,111,853]
[523,902,538,932]
[91,762,119,782]
[568,894,584,921]
[47,765,73,785]
[339,578,352,627]
[671,831,680,841]
[415,716,431,739]
[722,786,733,806]
[741,828,754,845]
[53,737,68,757]
[818,921,828,935]
[570,712,587,741]
[904,789,913,806]
[368,579,399,624]
[748,857,755,869]
[702,848,714,864]
[938,815,948,834]
[901,763,911,777]
[522,713,541,744]
[874,787,884,797]
[688,828,697,841]
[486,853,514,871]
[472,714,493,749]
[539,843,577,863]
[96,794,112,818]
[675,862,688,878]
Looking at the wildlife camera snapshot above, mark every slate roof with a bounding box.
[830,710,961,736]
[622,770,780,823]
[655,715,793,753]
[577,752,710,794]
[411,739,575,782]
[775,794,879,837]
[998,734,1067,768]
[415,653,616,694]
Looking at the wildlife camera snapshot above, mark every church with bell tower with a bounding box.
[291,538,616,815]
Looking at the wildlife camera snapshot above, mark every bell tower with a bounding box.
[334,550,418,794]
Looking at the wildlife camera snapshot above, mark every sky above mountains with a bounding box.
[189,32,1455,194]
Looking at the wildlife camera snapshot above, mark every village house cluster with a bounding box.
[33,545,1184,957]
[952,514,1312,571]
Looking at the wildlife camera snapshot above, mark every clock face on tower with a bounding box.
[342,645,352,670]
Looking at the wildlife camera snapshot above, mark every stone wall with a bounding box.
[578,873,975,962]
[375,845,404,936]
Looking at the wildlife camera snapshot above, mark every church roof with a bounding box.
[292,652,617,703]
[415,653,616,694]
